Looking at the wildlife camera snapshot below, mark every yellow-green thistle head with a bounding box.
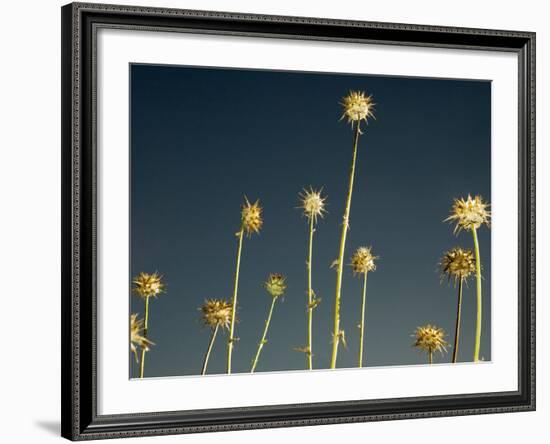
[130,313,154,362]
[412,324,449,355]
[132,271,165,299]
[340,90,375,127]
[440,247,475,285]
[350,246,378,275]
[299,187,327,223]
[241,197,263,236]
[445,194,491,234]
[264,273,287,298]
[200,299,233,330]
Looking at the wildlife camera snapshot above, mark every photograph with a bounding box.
[129,64,492,378]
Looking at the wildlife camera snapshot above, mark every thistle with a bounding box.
[440,247,476,363]
[250,274,287,373]
[130,313,154,365]
[412,324,449,364]
[298,187,327,370]
[445,194,490,362]
[200,299,232,375]
[227,197,263,374]
[132,272,165,378]
[350,247,377,367]
[331,90,375,369]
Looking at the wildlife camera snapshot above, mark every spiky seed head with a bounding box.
[132,272,165,298]
[130,313,154,362]
[299,187,327,223]
[445,194,491,234]
[265,273,286,298]
[350,246,378,275]
[412,324,449,355]
[241,197,263,236]
[200,299,233,329]
[340,90,375,126]
[440,247,476,285]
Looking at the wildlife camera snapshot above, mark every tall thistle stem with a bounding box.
[358,272,368,367]
[201,324,219,376]
[451,278,464,363]
[227,229,244,374]
[471,227,482,362]
[251,297,278,373]
[139,295,150,378]
[331,122,361,368]
[306,216,314,370]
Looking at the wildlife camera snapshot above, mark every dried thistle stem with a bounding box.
[358,272,368,367]
[428,349,433,365]
[251,296,278,373]
[139,295,150,378]
[227,229,244,374]
[472,227,482,362]
[331,122,361,369]
[452,278,464,363]
[306,216,314,370]
[201,324,219,376]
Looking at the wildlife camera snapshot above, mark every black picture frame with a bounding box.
[61,2,536,440]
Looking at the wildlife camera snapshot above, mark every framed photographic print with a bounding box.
[61,2,536,440]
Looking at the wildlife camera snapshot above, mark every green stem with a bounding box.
[307,216,314,370]
[251,297,278,373]
[227,229,244,374]
[358,272,368,367]
[429,349,433,365]
[139,295,150,378]
[472,227,482,362]
[201,324,219,376]
[331,122,361,369]
[451,278,464,363]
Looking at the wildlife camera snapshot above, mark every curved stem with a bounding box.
[331,122,361,369]
[251,297,278,373]
[451,278,464,363]
[139,295,150,378]
[307,216,314,370]
[201,325,219,376]
[472,227,482,362]
[227,229,244,374]
[358,272,368,367]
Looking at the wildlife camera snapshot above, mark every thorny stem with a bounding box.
[472,227,482,362]
[307,216,315,370]
[139,295,150,378]
[201,324,219,376]
[358,272,368,367]
[251,297,278,373]
[331,121,361,369]
[451,278,464,363]
[227,229,244,374]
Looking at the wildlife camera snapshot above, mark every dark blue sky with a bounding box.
[130,64,491,378]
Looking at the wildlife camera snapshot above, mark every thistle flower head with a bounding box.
[299,187,327,223]
[445,194,491,233]
[241,197,263,236]
[440,247,476,285]
[350,246,378,275]
[264,273,286,298]
[340,90,375,127]
[200,299,233,330]
[132,272,165,298]
[130,313,154,362]
[412,324,449,355]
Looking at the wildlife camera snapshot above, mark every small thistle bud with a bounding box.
[132,272,165,299]
[445,194,491,233]
[350,246,378,275]
[440,247,476,285]
[130,313,154,362]
[241,197,263,236]
[264,273,286,298]
[340,90,375,126]
[200,299,233,330]
[412,324,449,355]
[299,187,327,223]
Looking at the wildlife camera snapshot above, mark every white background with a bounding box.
[0,0,546,443]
